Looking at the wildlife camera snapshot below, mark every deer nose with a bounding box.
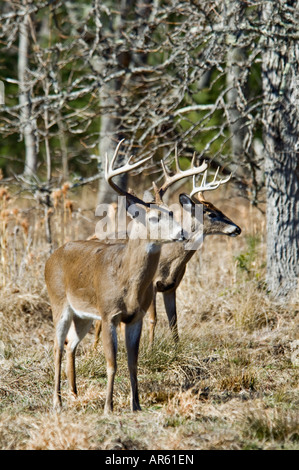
[233,226,241,236]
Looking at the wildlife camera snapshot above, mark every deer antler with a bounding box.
[154,147,208,203]
[105,140,152,203]
[190,167,232,202]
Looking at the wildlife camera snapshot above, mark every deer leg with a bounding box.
[93,320,102,350]
[163,290,179,342]
[148,287,157,347]
[53,306,72,410]
[125,319,143,411]
[65,318,92,398]
[101,321,118,414]
[53,336,64,411]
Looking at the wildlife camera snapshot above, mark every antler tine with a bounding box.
[110,139,125,170]
[190,168,232,201]
[156,152,208,201]
[213,166,219,181]
[105,139,152,197]
[174,144,182,174]
[191,151,197,167]
[161,159,171,182]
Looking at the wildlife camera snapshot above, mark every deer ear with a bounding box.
[179,193,194,210]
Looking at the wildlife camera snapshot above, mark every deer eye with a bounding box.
[208,212,217,219]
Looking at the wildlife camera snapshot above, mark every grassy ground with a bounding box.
[0,185,298,450]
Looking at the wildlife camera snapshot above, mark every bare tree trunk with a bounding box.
[262,1,299,299]
[225,1,247,158]
[97,0,153,204]
[97,84,127,204]
[97,1,135,204]
[224,1,253,187]
[18,4,37,176]
[64,0,128,203]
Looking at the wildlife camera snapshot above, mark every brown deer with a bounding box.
[94,166,241,348]
[147,170,241,344]
[45,141,208,413]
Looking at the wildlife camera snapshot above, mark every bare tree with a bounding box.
[96,0,133,204]
[0,0,298,298]
[224,1,253,181]
[262,0,299,298]
[18,1,37,176]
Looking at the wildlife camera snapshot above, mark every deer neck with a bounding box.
[123,238,162,290]
[118,238,161,316]
[154,242,195,292]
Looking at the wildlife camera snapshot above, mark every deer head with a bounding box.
[178,168,241,242]
[105,140,210,243]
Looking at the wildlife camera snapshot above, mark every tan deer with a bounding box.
[45,141,208,413]
[94,165,241,348]
[147,170,241,344]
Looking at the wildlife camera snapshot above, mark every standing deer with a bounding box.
[45,141,208,413]
[93,164,241,348]
[147,169,242,344]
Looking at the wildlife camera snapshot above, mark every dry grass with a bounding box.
[0,184,298,450]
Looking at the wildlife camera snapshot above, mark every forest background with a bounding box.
[0,0,298,450]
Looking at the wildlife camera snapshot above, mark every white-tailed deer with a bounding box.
[146,169,241,344]
[45,141,208,413]
[93,165,241,348]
